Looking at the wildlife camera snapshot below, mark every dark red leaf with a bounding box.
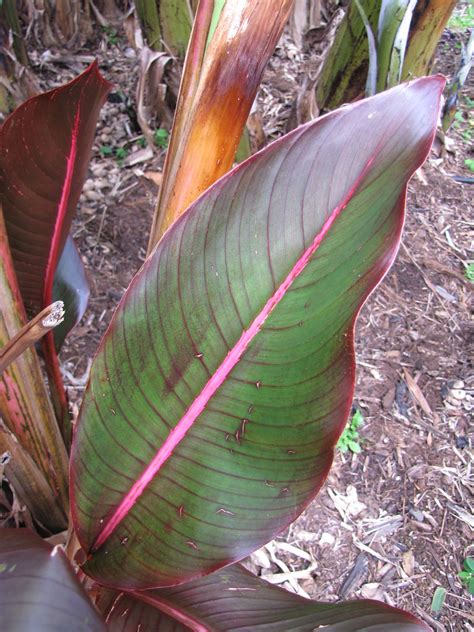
[0,60,110,321]
[0,529,105,631]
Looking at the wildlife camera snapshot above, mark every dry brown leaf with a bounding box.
[136,48,173,147]
[403,368,434,417]
[143,171,163,187]
[402,549,415,576]
[123,147,154,167]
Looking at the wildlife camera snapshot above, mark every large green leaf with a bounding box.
[71,77,443,589]
[0,529,105,631]
[100,564,429,631]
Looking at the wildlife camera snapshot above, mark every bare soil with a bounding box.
[5,14,473,632]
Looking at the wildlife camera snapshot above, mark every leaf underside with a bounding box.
[100,563,429,631]
[71,77,443,590]
[0,61,110,332]
[0,529,105,632]
[52,235,90,351]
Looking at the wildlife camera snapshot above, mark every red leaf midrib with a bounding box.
[91,156,375,553]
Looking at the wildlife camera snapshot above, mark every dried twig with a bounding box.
[0,301,65,374]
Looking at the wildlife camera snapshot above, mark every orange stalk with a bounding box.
[148,0,294,252]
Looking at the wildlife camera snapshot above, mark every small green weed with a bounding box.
[99,145,113,157]
[464,158,474,172]
[465,262,474,282]
[458,557,474,595]
[102,26,119,45]
[99,145,129,165]
[337,409,364,454]
[465,96,474,109]
[154,128,169,149]
[448,5,474,30]
[115,147,128,161]
[137,136,147,148]
[453,110,464,128]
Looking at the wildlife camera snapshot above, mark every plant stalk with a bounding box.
[0,207,69,517]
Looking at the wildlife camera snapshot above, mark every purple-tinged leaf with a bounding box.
[99,564,429,631]
[52,235,90,352]
[0,529,105,631]
[0,61,111,437]
[0,60,110,316]
[72,77,444,589]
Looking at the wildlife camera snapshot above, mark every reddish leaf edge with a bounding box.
[80,75,445,565]
[43,61,111,445]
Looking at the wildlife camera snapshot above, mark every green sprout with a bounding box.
[337,409,364,454]
[464,158,474,172]
[430,586,446,615]
[154,128,169,149]
[458,557,474,595]
[465,263,474,282]
[465,96,474,109]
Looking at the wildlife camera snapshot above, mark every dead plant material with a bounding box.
[0,301,65,374]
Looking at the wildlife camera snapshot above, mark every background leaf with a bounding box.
[0,529,106,631]
[99,564,429,631]
[0,60,110,333]
[72,77,443,590]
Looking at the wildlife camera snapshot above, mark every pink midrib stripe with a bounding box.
[92,158,374,552]
[43,107,81,307]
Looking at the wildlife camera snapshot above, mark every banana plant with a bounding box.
[0,2,444,630]
[315,0,456,113]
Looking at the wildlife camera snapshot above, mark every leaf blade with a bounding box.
[100,564,429,631]
[0,529,105,631]
[72,77,444,589]
[0,60,111,440]
[0,60,110,316]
